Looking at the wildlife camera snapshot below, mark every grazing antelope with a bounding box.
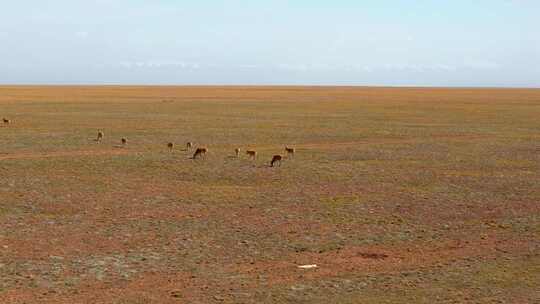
[235,148,241,157]
[2,118,10,124]
[167,142,174,151]
[97,131,104,142]
[121,138,127,145]
[270,155,282,167]
[246,150,257,159]
[193,147,208,159]
[186,142,193,149]
[285,146,295,157]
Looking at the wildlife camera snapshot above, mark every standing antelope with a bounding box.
[246,150,257,159]
[270,155,282,167]
[186,142,193,149]
[285,146,295,157]
[167,142,174,151]
[235,148,241,157]
[2,118,10,124]
[193,147,208,159]
[97,131,104,142]
[121,138,127,145]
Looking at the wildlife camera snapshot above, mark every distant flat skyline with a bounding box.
[1,1,538,87]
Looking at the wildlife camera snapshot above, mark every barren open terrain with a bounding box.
[1,86,539,303]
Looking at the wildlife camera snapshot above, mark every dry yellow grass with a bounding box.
[0,86,539,303]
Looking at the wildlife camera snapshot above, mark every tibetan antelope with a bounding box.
[270,155,282,167]
[193,147,208,159]
[97,131,104,142]
[2,118,10,124]
[285,146,295,157]
[167,142,174,151]
[246,150,257,159]
[186,142,193,149]
[235,148,240,157]
[121,138,127,145]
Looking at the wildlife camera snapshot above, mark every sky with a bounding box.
[0,0,538,86]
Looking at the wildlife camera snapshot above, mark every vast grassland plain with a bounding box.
[1,86,539,303]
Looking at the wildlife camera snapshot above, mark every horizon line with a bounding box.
[0,84,539,90]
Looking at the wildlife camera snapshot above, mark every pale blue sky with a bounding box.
[0,0,538,86]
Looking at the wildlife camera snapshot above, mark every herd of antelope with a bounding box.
[3,118,295,167]
[94,130,294,167]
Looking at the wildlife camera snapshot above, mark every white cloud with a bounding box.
[108,60,502,74]
[117,61,201,69]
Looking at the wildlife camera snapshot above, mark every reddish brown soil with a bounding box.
[1,86,539,303]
